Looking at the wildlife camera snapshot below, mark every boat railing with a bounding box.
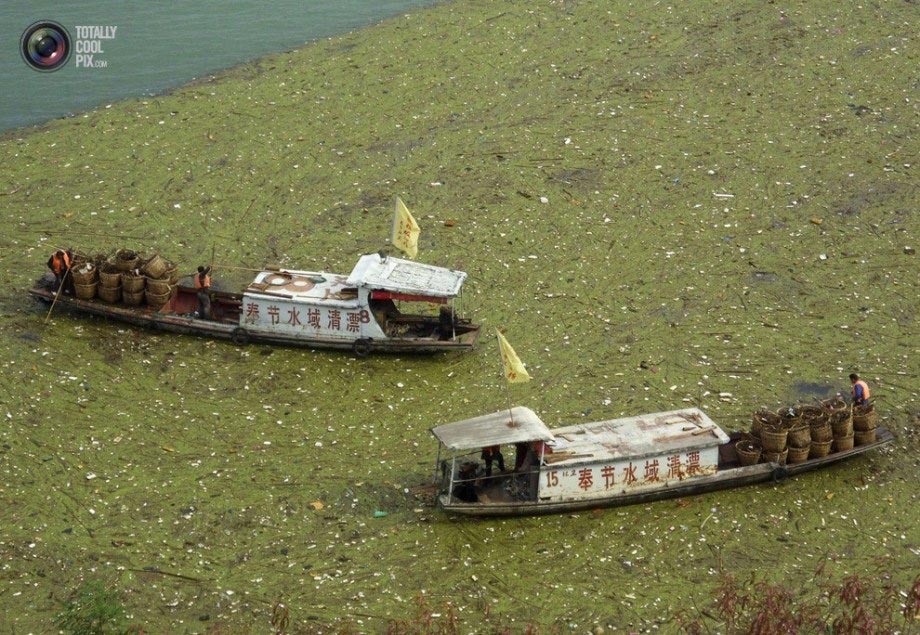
[448,465,541,483]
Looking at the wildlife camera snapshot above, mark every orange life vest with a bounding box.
[194,273,211,289]
[852,380,870,401]
[51,251,71,274]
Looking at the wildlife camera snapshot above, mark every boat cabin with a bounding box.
[432,406,730,509]
[232,254,472,345]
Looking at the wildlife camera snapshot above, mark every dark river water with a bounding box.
[0,0,437,132]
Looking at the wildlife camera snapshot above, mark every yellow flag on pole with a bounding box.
[496,329,531,383]
[391,196,420,259]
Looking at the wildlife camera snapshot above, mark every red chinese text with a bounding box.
[602,465,616,489]
[621,462,638,485]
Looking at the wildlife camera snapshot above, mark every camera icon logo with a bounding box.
[21,21,72,72]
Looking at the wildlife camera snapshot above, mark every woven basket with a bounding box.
[810,420,833,442]
[760,427,788,452]
[787,445,811,465]
[145,288,172,309]
[853,411,878,431]
[121,273,146,293]
[99,267,121,289]
[799,405,828,426]
[163,263,179,284]
[761,448,788,465]
[143,254,167,278]
[74,281,97,300]
[752,409,780,437]
[114,249,140,272]
[776,407,803,429]
[788,425,811,448]
[854,428,877,446]
[97,286,121,303]
[853,402,875,415]
[71,264,97,285]
[833,434,854,452]
[809,439,833,459]
[821,397,848,414]
[831,414,853,438]
[122,289,145,306]
[735,440,762,467]
[145,277,172,295]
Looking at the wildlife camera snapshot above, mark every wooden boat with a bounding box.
[30,253,480,355]
[430,406,893,517]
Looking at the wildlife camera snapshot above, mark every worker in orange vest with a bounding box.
[849,373,870,406]
[46,249,72,292]
[194,265,212,319]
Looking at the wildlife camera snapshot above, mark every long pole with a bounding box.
[496,330,516,427]
[44,267,71,324]
[38,230,151,241]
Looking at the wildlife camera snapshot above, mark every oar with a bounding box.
[44,267,71,324]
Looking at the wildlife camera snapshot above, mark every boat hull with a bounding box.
[30,282,479,354]
[438,429,893,517]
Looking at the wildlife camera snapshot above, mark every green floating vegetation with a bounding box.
[0,0,917,632]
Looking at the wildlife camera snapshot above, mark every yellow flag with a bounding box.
[496,329,531,383]
[391,196,420,259]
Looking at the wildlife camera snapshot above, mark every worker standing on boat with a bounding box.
[849,373,870,406]
[46,249,72,292]
[481,445,504,477]
[194,265,212,320]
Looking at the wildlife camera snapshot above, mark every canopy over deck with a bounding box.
[546,408,729,467]
[245,269,358,307]
[431,407,555,451]
[347,254,467,298]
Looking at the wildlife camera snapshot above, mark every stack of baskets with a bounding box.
[760,417,789,466]
[121,268,146,306]
[66,248,178,310]
[737,396,877,467]
[805,404,833,459]
[782,408,812,465]
[98,262,122,303]
[142,253,178,310]
[70,258,99,300]
[852,403,878,446]
[823,397,855,452]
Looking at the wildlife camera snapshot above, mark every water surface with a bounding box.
[0,0,437,131]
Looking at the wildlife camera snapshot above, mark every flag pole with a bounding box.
[391,196,400,248]
[496,329,516,427]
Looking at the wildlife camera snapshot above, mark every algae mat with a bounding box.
[0,0,917,631]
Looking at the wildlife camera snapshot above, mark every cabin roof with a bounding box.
[545,408,729,466]
[244,269,359,308]
[347,254,467,298]
[431,407,555,451]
